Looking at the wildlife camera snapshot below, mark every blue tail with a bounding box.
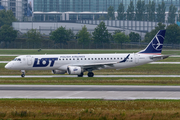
[138,30,166,55]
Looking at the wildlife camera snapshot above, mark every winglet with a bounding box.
[118,54,130,63]
[138,30,166,55]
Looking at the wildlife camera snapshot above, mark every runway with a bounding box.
[1,75,180,78]
[0,85,180,100]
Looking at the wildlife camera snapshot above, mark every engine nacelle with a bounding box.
[67,66,82,75]
[52,70,66,74]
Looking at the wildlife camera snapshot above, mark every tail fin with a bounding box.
[138,30,166,55]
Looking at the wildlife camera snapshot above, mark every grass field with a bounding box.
[0,99,180,120]
[0,49,138,54]
[0,77,180,85]
[0,49,179,55]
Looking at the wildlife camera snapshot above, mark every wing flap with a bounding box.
[67,62,118,70]
[78,62,117,68]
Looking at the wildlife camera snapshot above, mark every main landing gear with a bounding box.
[87,72,94,77]
[21,70,25,77]
[77,72,94,77]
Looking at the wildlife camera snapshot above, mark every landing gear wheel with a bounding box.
[21,70,25,78]
[21,73,25,77]
[87,72,94,77]
[78,72,84,77]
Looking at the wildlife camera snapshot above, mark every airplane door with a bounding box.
[135,54,139,64]
[27,55,32,66]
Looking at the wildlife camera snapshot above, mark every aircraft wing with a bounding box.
[70,54,131,70]
[77,62,117,69]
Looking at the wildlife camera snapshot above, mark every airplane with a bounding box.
[5,30,169,77]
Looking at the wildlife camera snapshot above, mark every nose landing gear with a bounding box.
[21,70,25,77]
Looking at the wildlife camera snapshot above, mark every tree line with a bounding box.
[1,9,180,48]
[14,22,180,47]
[107,0,177,24]
[145,22,180,44]
[0,21,141,48]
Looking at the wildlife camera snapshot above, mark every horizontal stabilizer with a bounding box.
[150,55,170,60]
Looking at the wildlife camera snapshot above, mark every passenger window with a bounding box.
[81,58,83,60]
[91,58,93,60]
[104,58,106,60]
[107,58,109,60]
[98,58,100,60]
[114,58,116,60]
[101,58,103,60]
[85,58,86,60]
[73,58,75,60]
[95,58,97,60]
[69,59,71,60]
[88,58,90,60]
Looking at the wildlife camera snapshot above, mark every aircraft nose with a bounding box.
[5,63,12,69]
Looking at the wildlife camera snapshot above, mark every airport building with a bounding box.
[1,0,180,38]
[1,0,180,21]
[33,0,180,21]
[0,0,27,21]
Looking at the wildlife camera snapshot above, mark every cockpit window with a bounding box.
[17,58,21,61]
[13,58,21,61]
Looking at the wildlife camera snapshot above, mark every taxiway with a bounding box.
[0,85,180,100]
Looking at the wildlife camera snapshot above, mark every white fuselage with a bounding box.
[5,53,154,71]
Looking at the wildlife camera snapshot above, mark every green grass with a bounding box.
[0,56,16,61]
[0,99,180,119]
[0,49,179,55]
[0,77,180,85]
[0,49,139,54]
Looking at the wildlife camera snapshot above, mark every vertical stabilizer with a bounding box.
[138,30,166,55]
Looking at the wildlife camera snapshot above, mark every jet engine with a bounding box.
[67,66,82,75]
[52,70,66,74]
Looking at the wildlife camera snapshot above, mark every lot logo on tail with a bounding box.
[138,30,166,54]
[152,35,164,51]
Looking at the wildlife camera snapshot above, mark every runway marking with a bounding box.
[1,75,180,78]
